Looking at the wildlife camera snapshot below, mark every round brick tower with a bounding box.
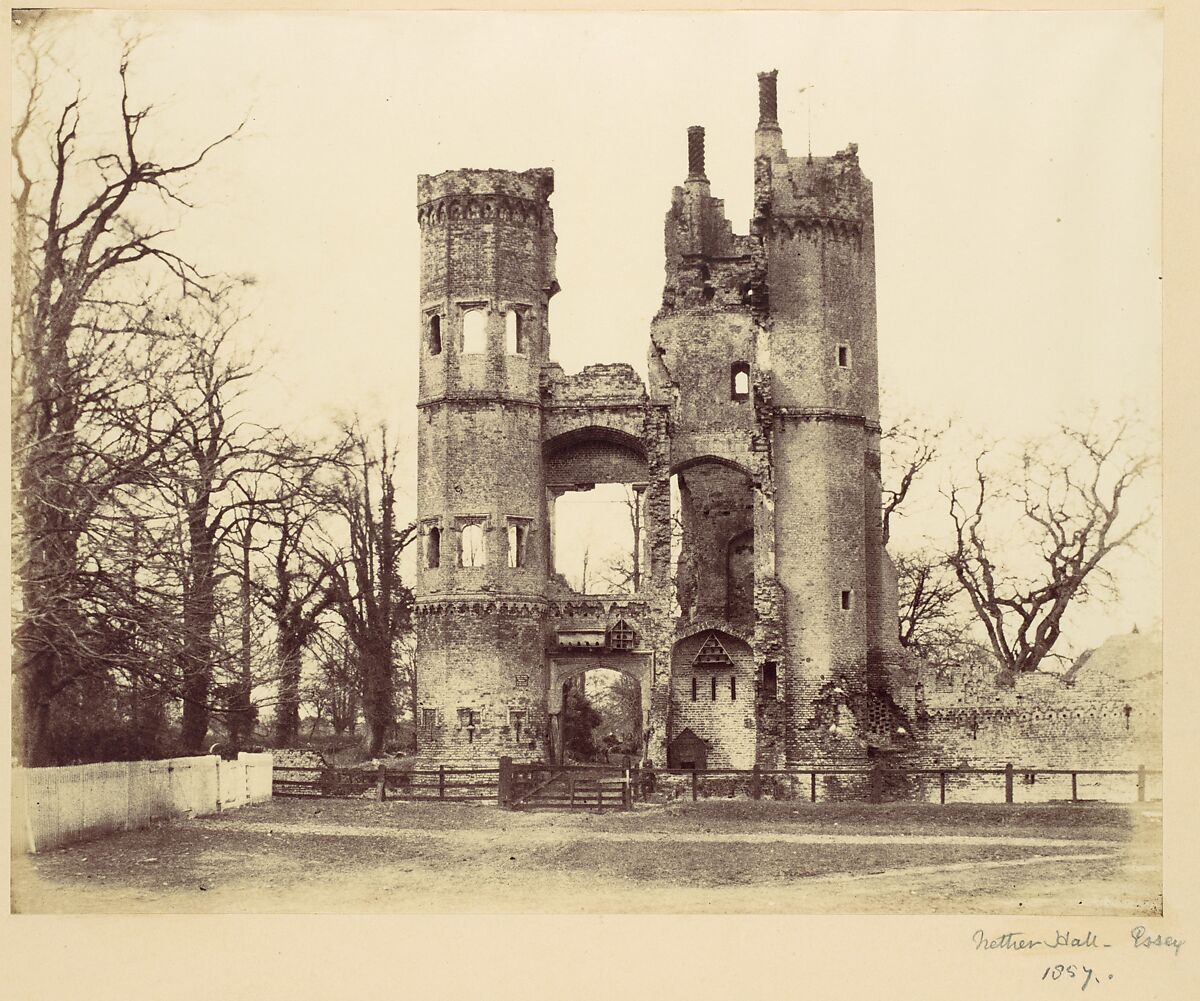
[751,72,892,762]
[414,168,557,763]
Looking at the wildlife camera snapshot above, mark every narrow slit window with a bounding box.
[460,523,485,567]
[711,676,718,701]
[691,677,698,702]
[462,308,487,353]
[730,676,737,700]
[428,314,442,355]
[505,310,525,354]
[837,345,850,368]
[426,526,441,569]
[841,589,852,610]
[731,363,750,400]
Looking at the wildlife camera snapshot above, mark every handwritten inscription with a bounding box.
[1131,926,1184,956]
[971,925,1185,990]
[974,930,1102,951]
[1041,964,1113,991]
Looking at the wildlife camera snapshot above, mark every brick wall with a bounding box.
[669,629,757,769]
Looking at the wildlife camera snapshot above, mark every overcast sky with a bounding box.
[19,9,1162,652]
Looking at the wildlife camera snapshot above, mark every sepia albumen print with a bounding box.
[10,8,1163,916]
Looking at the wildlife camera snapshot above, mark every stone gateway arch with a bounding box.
[412,71,910,769]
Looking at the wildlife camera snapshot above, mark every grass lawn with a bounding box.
[10,798,1162,915]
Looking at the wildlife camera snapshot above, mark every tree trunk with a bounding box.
[361,637,393,757]
[274,627,304,746]
[180,501,216,754]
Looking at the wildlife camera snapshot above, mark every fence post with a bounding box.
[439,764,446,800]
[691,769,698,802]
[622,755,632,811]
[1137,765,1146,803]
[939,770,946,806]
[1071,772,1078,802]
[376,764,387,802]
[751,764,762,801]
[810,771,817,803]
[498,756,513,809]
[1004,762,1014,804]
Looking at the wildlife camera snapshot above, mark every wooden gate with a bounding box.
[505,761,634,811]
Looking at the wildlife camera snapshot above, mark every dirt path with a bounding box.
[192,814,1126,849]
[11,799,1162,915]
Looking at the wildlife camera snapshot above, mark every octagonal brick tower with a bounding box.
[414,168,558,763]
[752,71,902,761]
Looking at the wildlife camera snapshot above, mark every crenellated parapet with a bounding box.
[417,193,549,230]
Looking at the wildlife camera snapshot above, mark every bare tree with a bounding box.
[306,632,359,739]
[321,427,416,757]
[895,550,965,663]
[947,414,1155,676]
[881,415,945,546]
[10,31,241,764]
[254,442,348,747]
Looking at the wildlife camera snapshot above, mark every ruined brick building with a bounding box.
[411,70,924,769]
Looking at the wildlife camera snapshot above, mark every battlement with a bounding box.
[417,167,554,206]
[755,146,871,231]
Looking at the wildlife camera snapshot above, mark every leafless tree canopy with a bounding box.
[10,27,417,766]
[947,415,1155,676]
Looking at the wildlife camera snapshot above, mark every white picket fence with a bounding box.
[11,752,273,854]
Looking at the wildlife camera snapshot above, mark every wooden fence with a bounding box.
[638,763,1162,806]
[272,763,498,801]
[12,752,274,854]
[271,759,1162,811]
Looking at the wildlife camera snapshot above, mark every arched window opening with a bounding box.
[731,363,750,401]
[426,526,441,569]
[460,523,485,567]
[428,314,442,355]
[461,308,487,354]
[505,309,526,354]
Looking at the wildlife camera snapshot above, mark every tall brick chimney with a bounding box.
[687,125,707,182]
[755,69,784,159]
